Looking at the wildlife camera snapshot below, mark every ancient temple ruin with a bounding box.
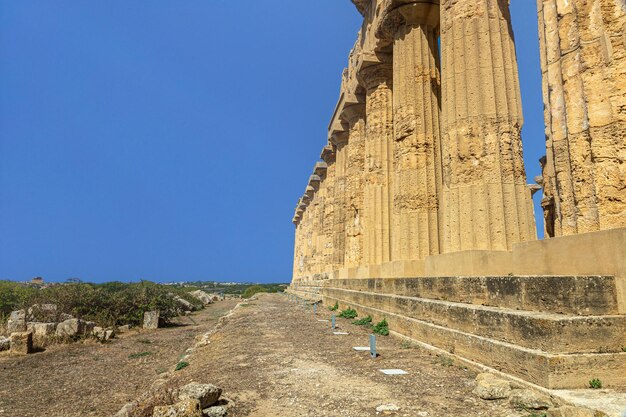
[289,0,625,390]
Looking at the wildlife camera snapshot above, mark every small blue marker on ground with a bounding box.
[331,315,336,330]
[370,334,377,358]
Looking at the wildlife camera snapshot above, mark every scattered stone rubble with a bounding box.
[1,307,116,354]
[152,383,227,417]
[144,311,160,329]
[9,331,33,355]
[189,290,215,306]
[473,373,610,416]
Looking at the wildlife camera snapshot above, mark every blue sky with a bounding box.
[0,1,545,283]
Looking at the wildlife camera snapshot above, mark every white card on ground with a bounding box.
[333,332,348,335]
[353,346,370,351]
[317,319,329,322]
[380,369,408,375]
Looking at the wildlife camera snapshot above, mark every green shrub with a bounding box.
[589,378,602,389]
[128,351,152,359]
[372,318,389,336]
[175,361,189,371]
[242,285,267,299]
[328,301,339,311]
[0,280,198,328]
[353,316,372,326]
[339,307,358,319]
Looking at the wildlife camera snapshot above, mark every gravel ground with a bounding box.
[160,293,525,417]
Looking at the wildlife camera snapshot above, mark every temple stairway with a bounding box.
[289,275,626,390]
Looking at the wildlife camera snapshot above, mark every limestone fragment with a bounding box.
[9,331,33,355]
[7,310,27,333]
[56,319,86,338]
[473,373,511,400]
[152,399,202,417]
[547,406,599,417]
[143,311,160,329]
[0,337,10,351]
[202,406,227,417]
[27,322,57,337]
[376,404,400,412]
[509,389,553,410]
[189,290,214,305]
[178,383,222,409]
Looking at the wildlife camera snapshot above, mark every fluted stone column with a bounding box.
[359,64,394,266]
[537,0,626,236]
[343,105,366,268]
[383,2,443,261]
[331,132,349,270]
[312,163,328,275]
[440,0,536,252]
[321,146,337,272]
[292,221,302,280]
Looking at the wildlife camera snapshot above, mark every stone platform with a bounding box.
[289,274,626,390]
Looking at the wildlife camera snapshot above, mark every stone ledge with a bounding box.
[321,287,626,354]
[322,275,620,315]
[322,293,626,389]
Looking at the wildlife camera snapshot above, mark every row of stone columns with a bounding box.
[293,0,537,281]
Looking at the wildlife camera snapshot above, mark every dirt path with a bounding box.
[0,300,239,417]
[160,294,524,417]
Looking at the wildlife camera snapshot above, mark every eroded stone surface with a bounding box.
[152,399,202,417]
[178,383,221,409]
[143,311,160,329]
[9,332,33,355]
[538,0,626,237]
[473,373,511,400]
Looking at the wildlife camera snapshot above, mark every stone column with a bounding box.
[313,163,328,275]
[440,0,536,252]
[331,132,349,270]
[321,146,337,272]
[359,63,394,266]
[537,0,626,236]
[292,218,301,281]
[292,200,307,281]
[342,105,366,268]
[383,2,443,261]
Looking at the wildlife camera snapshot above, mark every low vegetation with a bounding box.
[175,361,189,371]
[338,307,358,319]
[372,318,389,336]
[128,351,152,359]
[242,285,268,299]
[328,301,339,311]
[0,280,203,328]
[352,315,372,326]
[589,378,602,389]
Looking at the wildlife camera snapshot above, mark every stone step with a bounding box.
[322,287,626,354]
[322,293,626,390]
[324,276,620,315]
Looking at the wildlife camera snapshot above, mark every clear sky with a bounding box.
[0,1,545,283]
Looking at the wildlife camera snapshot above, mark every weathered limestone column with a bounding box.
[292,220,302,281]
[440,0,536,252]
[331,132,349,270]
[308,175,322,276]
[313,163,328,275]
[537,0,626,236]
[382,2,443,261]
[321,146,337,272]
[359,63,394,266]
[292,198,307,280]
[301,192,314,278]
[343,105,366,268]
